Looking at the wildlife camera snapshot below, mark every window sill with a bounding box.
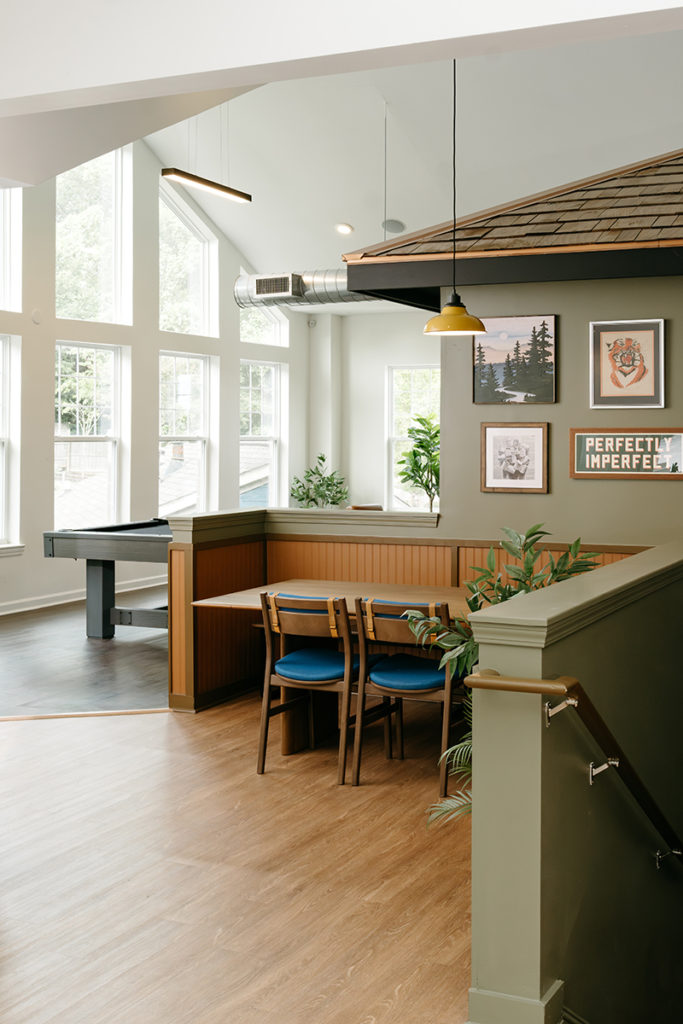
[0,543,25,557]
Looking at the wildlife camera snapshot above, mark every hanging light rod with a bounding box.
[161,167,252,204]
[424,59,485,336]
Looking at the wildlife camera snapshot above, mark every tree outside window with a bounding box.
[55,148,132,324]
[54,344,118,529]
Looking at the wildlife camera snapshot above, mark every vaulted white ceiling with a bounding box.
[143,28,683,275]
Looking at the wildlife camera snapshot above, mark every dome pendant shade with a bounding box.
[423,290,486,336]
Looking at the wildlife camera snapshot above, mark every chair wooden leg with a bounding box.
[337,683,353,786]
[439,677,454,797]
[256,675,273,775]
[351,678,367,786]
[307,690,316,749]
[382,696,393,759]
[395,697,404,760]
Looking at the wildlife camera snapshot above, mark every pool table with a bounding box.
[43,518,172,638]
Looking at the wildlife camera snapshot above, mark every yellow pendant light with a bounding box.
[424,60,485,336]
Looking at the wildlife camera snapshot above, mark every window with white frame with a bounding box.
[0,189,22,312]
[55,147,132,324]
[159,186,218,337]
[388,366,441,510]
[239,361,280,508]
[0,336,12,541]
[54,343,119,530]
[159,352,209,517]
[239,303,288,348]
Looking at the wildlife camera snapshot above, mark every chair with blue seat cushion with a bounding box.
[352,597,463,796]
[257,591,359,784]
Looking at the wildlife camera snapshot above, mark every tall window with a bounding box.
[0,336,11,541]
[159,187,218,337]
[55,147,132,324]
[54,343,119,529]
[240,361,280,508]
[0,189,22,312]
[388,366,440,510]
[159,352,209,516]
[239,304,288,348]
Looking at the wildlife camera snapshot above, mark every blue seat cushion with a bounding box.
[275,649,381,683]
[369,653,445,692]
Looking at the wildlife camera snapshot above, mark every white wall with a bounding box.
[0,140,308,614]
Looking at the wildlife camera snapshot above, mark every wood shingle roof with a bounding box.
[344,148,683,265]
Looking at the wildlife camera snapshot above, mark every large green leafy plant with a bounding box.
[397,415,440,512]
[290,454,349,508]
[407,524,598,823]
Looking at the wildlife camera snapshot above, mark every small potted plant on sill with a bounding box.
[407,523,599,823]
[290,454,349,509]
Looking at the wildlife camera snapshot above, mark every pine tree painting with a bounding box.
[473,316,556,404]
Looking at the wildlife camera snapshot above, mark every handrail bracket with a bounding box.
[655,848,683,870]
[544,696,579,728]
[589,758,620,785]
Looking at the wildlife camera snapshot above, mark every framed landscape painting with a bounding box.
[481,422,549,494]
[474,315,556,404]
[589,319,664,408]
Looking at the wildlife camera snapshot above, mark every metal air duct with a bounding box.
[234,269,372,309]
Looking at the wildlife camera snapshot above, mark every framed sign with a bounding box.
[589,319,664,409]
[474,315,556,404]
[570,428,683,480]
[481,422,549,493]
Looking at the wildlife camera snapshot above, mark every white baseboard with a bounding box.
[0,574,168,618]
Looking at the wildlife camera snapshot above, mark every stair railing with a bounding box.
[464,669,683,870]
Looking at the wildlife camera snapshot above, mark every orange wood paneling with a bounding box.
[266,540,453,587]
[193,539,267,702]
[457,545,634,587]
[168,546,191,698]
[194,539,266,600]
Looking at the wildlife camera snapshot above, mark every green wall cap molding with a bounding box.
[469,542,683,650]
[467,978,565,1024]
[167,509,267,544]
[168,507,440,544]
[265,507,439,533]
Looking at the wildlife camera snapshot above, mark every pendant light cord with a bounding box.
[452,57,457,296]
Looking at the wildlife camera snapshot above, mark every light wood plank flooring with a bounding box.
[0,695,471,1024]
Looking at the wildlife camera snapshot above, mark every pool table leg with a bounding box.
[86,559,115,639]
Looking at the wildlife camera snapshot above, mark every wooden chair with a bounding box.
[257,591,358,784]
[352,598,462,796]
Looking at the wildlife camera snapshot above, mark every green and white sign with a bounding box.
[570,429,683,479]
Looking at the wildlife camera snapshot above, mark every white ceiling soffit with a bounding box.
[0,87,255,187]
[1,3,682,119]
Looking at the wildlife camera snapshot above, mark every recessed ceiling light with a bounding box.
[335,223,354,235]
[381,219,406,234]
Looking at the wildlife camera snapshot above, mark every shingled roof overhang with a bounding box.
[343,149,683,312]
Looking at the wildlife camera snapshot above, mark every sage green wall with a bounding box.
[439,276,682,546]
[469,547,683,1024]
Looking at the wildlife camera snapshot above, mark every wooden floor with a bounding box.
[0,587,168,716]
[0,598,471,1024]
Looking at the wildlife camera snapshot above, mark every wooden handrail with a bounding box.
[464,670,683,866]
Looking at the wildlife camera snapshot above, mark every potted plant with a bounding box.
[407,523,598,823]
[397,415,440,512]
[290,454,349,508]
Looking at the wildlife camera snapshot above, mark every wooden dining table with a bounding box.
[193,578,468,755]
[193,578,468,617]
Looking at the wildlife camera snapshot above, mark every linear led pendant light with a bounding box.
[161,110,251,203]
[160,167,251,203]
[424,59,485,336]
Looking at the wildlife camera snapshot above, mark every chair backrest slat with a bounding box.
[260,592,351,642]
[355,598,449,646]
